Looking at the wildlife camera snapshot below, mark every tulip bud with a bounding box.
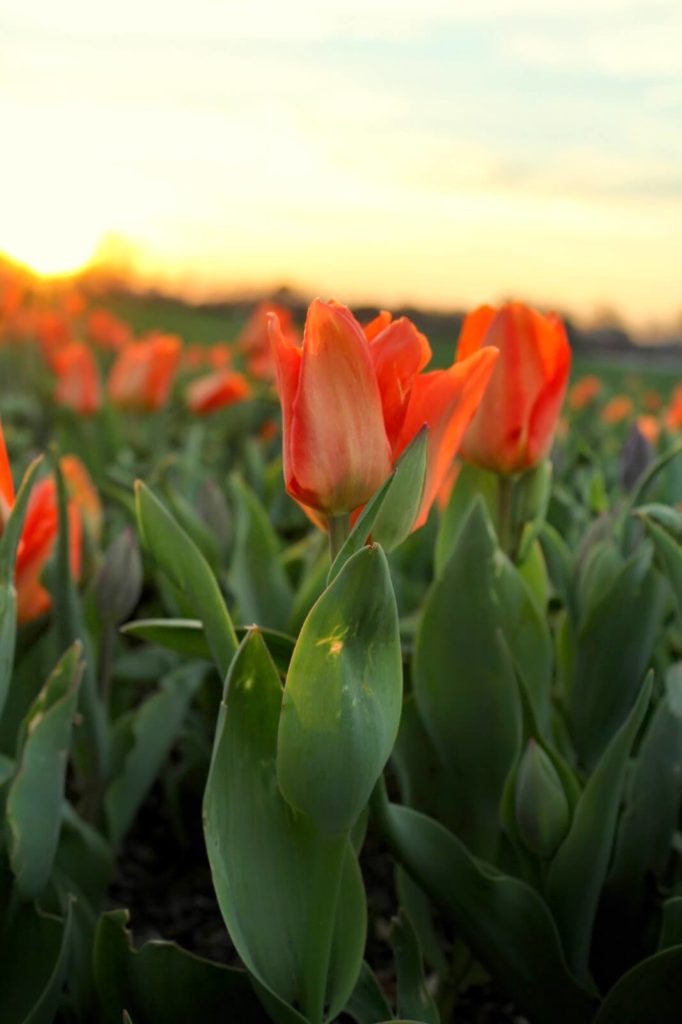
[95,528,143,624]
[515,740,570,859]
[458,302,571,476]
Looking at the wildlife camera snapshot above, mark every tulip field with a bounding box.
[2,264,682,1024]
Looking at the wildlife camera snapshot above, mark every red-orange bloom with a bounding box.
[637,415,660,445]
[86,308,132,351]
[666,386,682,431]
[186,370,250,415]
[240,302,297,381]
[107,333,182,411]
[0,422,83,624]
[457,302,571,475]
[602,395,633,425]
[53,342,102,415]
[269,299,498,527]
[568,374,602,410]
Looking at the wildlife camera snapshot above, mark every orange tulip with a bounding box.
[666,386,682,431]
[86,308,132,351]
[568,374,602,410]
[60,455,103,543]
[0,422,84,624]
[108,333,181,411]
[186,369,250,415]
[240,302,297,381]
[53,342,102,415]
[457,302,571,475]
[602,395,633,425]
[269,299,498,527]
[637,414,660,445]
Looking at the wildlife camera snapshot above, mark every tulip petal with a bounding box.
[397,347,499,528]
[369,317,432,453]
[285,300,392,514]
[268,311,302,501]
[0,419,15,512]
[456,305,496,360]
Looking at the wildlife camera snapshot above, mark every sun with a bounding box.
[1,216,98,278]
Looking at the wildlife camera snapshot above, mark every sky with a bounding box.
[1,0,681,329]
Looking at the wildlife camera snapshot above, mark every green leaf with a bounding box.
[413,500,521,858]
[94,909,269,1024]
[203,630,366,1023]
[0,892,73,1024]
[547,674,652,980]
[343,962,392,1024]
[278,544,402,835]
[610,663,682,889]
[51,455,108,782]
[659,898,682,951]
[372,786,596,1024]
[593,946,682,1024]
[434,462,497,576]
[135,481,238,680]
[0,456,43,720]
[539,522,574,610]
[229,475,293,631]
[6,643,83,899]
[392,911,440,1024]
[120,618,295,674]
[329,429,428,583]
[105,662,203,845]
[569,547,664,770]
[641,514,682,623]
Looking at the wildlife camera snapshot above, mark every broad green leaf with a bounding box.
[539,521,574,611]
[105,662,203,844]
[593,946,682,1024]
[392,911,440,1024]
[329,429,428,583]
[396,868,448,976]
[229,475,293,631]
[434,461,497,575]
[278,544,402,835]
[204,630,366,1023]
[6,643,83,899]
[135,481,238,679]
[547,675,652,979]
[569,547,664,770]
[414,500,521,858]
[0,456,43,720]
[0,887,73,1024]
[94,909,269,1024]
[372,786,596,1024]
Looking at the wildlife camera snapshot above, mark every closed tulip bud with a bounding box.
[458,302,571,475]
[53,342,102,415]
[186,369,250,415]
[108,332,181,411]
[95,527,143,624]
[270,299,393,516]
[515,740,570,859]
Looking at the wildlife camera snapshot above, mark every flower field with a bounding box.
[1,263,682,1024]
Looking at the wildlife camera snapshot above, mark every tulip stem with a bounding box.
[328,513,350,564]
[497,475,515,556]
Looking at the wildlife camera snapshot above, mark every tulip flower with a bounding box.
[666,385,682,431]
[568,375,601,411]
[457,302,571,475]
[240,302,297,381]
[53,342,102,415]
[0,421,85,624]
[269,299,498,530]
[636,414,660,446]
[108,332,181,411]
[186,369,250,415]
[602,394,633,425]
[86,308,132,351]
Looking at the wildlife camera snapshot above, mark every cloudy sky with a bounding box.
[1,0,680,328]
